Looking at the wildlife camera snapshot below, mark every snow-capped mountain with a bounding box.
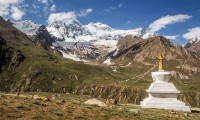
[13,20,56,50]
[47,18,155,48]
[46,18,156,62]
[13,20,42,36]
[184,37,200,55]
[13,18,156,62]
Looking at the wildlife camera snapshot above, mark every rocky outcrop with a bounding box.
[13,68,42,92]
[30,25,55,50]
[178,91,200,107]
[170,71,189,79]
[8,50,25,68]
[0,36,25,70]
[81,85,147,104]
[184,38,200,56]
[0,35,6,45]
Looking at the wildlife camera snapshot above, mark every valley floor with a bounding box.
[0,92,200,120]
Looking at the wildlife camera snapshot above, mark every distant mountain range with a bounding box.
[13,18,156,62]
[13,18,200,64]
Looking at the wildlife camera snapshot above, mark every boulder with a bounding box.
[85,98,107,107]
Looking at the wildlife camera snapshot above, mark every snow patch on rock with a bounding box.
[103,58,113,65]
[61,51,88,62]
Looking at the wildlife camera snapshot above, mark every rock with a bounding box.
[42,97,50,102]
[129,109,140,114]
[9,50,26,68]
[74,74,79,80]
[106,98,118,106]
[170,110,177,114]
[0,35,6,45]
[85,98,107,107]
[17,68,41,92]
[16,92,20,96]
[184,113,189,117]
[60,99,65,103]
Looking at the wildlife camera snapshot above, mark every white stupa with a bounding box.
[140,53,191,112]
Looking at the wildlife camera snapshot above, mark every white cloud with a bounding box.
[127,21,131,24]
[164,34,179,40]
[48,12,76,24]
[10,6,24,20]
[47,8,93,25]
[50,4,56,12]
[37,0,48,4]
[32,3,40,9]
[149,14,192,32]
[104,3,123,12]
[79,8,93,17]
[182,27,200,39]
[104,6,116,12]
[0,0,25,20]
[118,3,123,8]
[43,5,50,16]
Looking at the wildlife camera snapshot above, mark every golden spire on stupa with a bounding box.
[158,52,164,71]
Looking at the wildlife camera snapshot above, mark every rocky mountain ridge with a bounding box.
[184,37,200,56]
[13,19,156,62]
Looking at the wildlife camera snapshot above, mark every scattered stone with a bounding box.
[184,113,189,117]
[106,99,118,106]
[170,110,177,114]
[35,97,42,100]
[129,109,140,114]
[42,97,50,102]
[16,104,24,109]
[16,92,20,96]
[60,99,65,103]
[85,98,107,107]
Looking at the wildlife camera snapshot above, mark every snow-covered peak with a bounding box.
[13,20,41,35]
[190,37,200,43]
[47,18,86,40]
[47,18,157,50]
[86,22,113,31]
[48,18,82,28]
[183,37,200,48]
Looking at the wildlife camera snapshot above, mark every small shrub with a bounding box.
[2,102,8,106]
[16,104,24,109]
[54,111,63,116]
[32,100,40,105]
[16,118,24,120]
[56,101,63,105]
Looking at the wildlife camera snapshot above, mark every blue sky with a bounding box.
[1,0,200,44]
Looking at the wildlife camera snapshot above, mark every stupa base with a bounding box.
[140,97,191,112]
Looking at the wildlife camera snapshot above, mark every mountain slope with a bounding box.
[0,17,118,92]
[112,36,199,63]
